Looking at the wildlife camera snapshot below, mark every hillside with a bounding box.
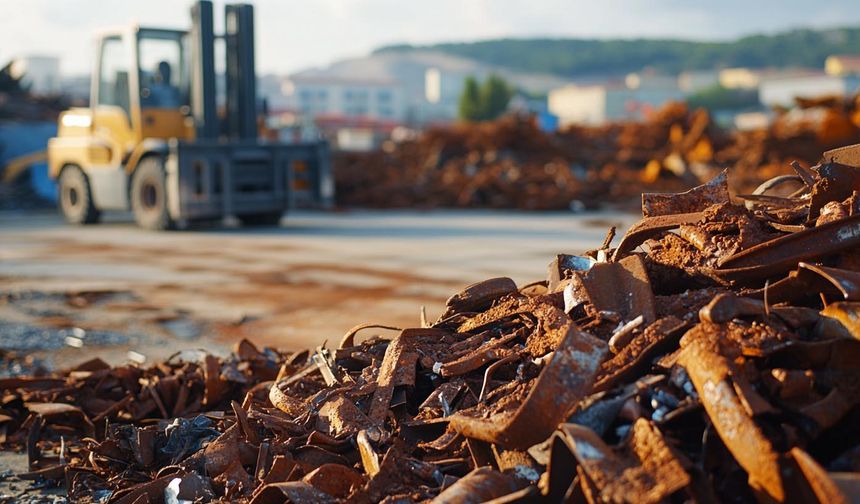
[375,27,860,77]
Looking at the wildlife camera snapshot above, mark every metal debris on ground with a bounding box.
[2,147,860,503]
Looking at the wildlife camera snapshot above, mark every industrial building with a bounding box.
[759,73,860,107]
[281,75,404,121]
[825,55,860,77]
[548,72,685,127]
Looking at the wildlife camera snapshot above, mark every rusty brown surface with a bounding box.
[642,169,730,217]
[820,302,860,339]
[611,212,705,261]
[2,148,860,502]
[429,466,524,504]
[823,143,860,167]
[754,262,860,305]
[714,213,860,283]
[439,277,519,320]
[564,254,656,328]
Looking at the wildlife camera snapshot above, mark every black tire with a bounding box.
[238,211,283,226]
[58,165,100,225]
[131,157,173,230]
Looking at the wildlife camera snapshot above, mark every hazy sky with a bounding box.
[1,0,858,76]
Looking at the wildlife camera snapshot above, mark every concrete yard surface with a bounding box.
[0,209,635,369]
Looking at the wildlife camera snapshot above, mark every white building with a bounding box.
[718,68,765,90]
[548,72,685,127]
[283,50,567,125]
[9,55,60,95]
[759,74,860,107]
[421,66,474,122]
[281,75,404,121]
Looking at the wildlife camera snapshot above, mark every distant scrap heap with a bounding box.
[334,96,860,210]
[0,60,69,121]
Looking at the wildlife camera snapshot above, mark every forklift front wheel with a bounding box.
[58,165,100,225]
[131,157,174,230]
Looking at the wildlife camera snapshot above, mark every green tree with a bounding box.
[458,76,482,121]
[687,85,759,112]
[458,74,513,121]
[479,74,512,120]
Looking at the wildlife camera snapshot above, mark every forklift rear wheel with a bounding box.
[131,157,174,230]
[58,166,100,225]
[238,211,283,226]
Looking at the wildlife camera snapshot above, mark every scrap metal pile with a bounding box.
[335,95,860,210]
[3,148,860,503]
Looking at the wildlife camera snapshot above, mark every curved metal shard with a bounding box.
[448,317,607,449]
[679,331,785,502]
[715,214,860,284]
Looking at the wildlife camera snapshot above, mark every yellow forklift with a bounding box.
[47,1,332,229]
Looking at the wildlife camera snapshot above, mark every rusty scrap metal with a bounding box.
[553,419,691,504]
[758,262,860,305]
[823,143,860,167]
[429,466,525,504]
[820,302,860,339]
[2,149,860,502]
[715,213,860,283]
[678,327,786,501]
[563,254,656,326]
[447,317,607,448]
[612,211,705,261]
[439,277,519,320]
[641,168,729,217]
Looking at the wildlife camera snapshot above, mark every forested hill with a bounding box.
[374,27,860,77]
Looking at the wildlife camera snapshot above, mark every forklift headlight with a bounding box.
[61,114,92,128]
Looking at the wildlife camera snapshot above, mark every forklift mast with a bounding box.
[165,0,334,223]
[190,0,257,140]
[225,4,257,140]
[190,1,217,139]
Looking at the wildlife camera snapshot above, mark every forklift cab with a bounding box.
[93,27,195,154]
[47,26,197,225]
